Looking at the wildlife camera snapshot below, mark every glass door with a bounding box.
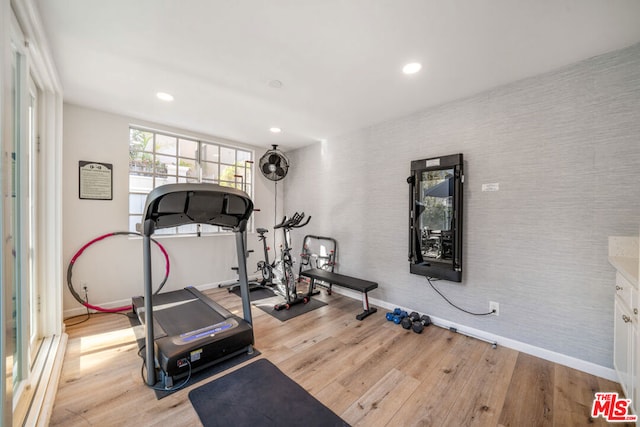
[2,4,63,424]
[27,75,41,367]
[10,35,24,394]
[8,16,42,409]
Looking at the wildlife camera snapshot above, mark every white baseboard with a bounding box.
[63,298,133,319]
[330,287,618,382]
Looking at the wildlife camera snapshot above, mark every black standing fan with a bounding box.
[259,145,289,249]
[259,145,289,181]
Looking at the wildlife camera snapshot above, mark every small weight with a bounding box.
[412,315,431,334]
[401,312,420,329]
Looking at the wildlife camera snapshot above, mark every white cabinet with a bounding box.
[614,272,637,406]
[609,235,640,417]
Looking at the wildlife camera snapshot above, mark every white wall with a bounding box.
[62,104,281,315]
[284,43,640,369]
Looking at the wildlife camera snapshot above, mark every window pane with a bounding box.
[237,152,252,184]
[130,159,154,175]
[202,162,218,181]
[155,134,177,156]
[177,223,198,234]
[156,175,177,186]
[237,150,251,163]
[200,224,219,233]
[220,146,235,164]
[179,138,197,159]
[129,173,154,192]
[130,129,153,154]
[130,129,154,171]
[155,154,174,175]
[220,164,237,184]
[129,215,142,233]
[176,157,197,178]
[235,164,252,185]
[155,227,177,235]
[178,176,199,184]
[201,143,219,163]
[129,193,147,214]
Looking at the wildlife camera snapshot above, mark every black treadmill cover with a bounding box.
[142,183,253,233]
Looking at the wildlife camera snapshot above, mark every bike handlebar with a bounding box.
[294,215,311,228]
[274,215,289,229]
[273,212,311,230]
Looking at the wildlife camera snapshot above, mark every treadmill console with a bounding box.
[176,319,238,344]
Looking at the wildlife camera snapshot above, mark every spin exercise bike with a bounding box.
[255,227,274,288]
[273,212,312,310]
[256,212,313,310]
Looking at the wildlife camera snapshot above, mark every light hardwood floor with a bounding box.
[50,288,629,426]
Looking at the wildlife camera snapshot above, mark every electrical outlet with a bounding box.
[489,301,499,316]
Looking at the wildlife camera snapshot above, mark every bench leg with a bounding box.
[355,292,377,320]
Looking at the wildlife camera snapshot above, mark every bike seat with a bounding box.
[257,228,269,234]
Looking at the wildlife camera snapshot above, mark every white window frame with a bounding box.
[128,126,254,235]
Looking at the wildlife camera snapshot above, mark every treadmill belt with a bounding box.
[137,289,227,337]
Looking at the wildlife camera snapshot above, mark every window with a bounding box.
[128,127,253,235]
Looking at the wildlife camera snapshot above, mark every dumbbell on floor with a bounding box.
[385,308,402,321]
[401,312,420,329]
[412,315,431,334]
[385,308,408,324]
[393,310,408,324]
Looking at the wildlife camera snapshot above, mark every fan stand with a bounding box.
[258,144,290,249]
[273,180,278,249]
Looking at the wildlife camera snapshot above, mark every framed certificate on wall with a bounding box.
[79,161,113,200]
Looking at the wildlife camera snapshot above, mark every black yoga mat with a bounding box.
[252,295,327,321]
[189,359,349,427]
[230,286,276,301]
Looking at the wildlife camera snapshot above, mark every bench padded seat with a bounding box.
[300,268,378,320]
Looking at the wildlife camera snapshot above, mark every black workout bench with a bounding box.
[300,268,378,320]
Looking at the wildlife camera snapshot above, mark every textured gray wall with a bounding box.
[283,43,640,368]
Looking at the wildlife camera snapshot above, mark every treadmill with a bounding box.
[132,183,255,388]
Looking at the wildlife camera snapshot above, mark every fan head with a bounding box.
[259,145,289,181]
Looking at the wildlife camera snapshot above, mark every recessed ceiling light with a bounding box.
[268,80,283,89]
[156,92,174,102]
[402,62,422,75]
[270,127,282,133]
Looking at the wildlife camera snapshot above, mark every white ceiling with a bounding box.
[36,0,640,151]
